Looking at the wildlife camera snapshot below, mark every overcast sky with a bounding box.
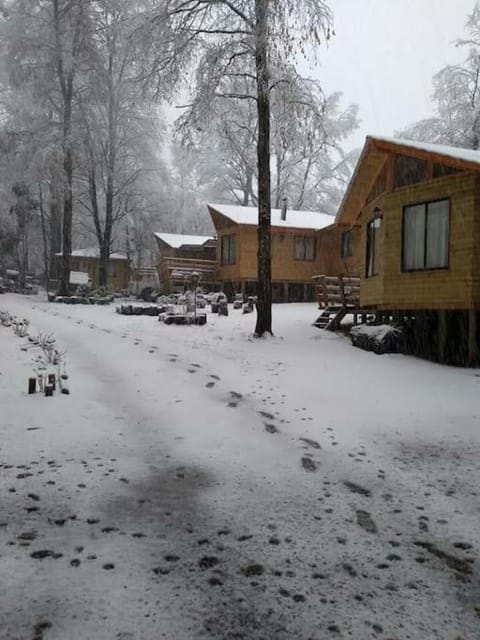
[298,0,476,151]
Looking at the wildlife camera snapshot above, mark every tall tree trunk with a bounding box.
[274,149,282,209]
[54,0,83,296]
[295,155,313,209]
[38,183,50,290]
[59,112,73,295]
[17,225,27,290]
[242,167,252,206]
[49,180,61,281]
[99,46,116,288]
[254,0,272,337]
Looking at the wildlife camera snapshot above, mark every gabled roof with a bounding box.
[56,248,128,260]
[208,203,334,231]
[154,232,215,249]
[335,136,480,226]
[372,136,480,166]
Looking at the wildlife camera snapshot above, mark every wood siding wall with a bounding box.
[216,224,320,283]
[359,172,477,310]
[70,257,129,290]
[315,224,360,277]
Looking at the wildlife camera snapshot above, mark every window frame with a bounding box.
[293,235,316,261]
[365,216,382,278]
[401,198,450,273]
[221,234,236,266]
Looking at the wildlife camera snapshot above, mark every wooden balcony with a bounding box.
[312,274,360,309]
[158,257,218,290]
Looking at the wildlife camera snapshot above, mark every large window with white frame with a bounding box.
[402,199,449,271]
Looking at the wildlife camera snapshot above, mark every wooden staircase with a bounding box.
[312,275,361,331]
[313,306,348,331]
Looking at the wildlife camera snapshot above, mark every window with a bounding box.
[221,234,236,265]
[366,216,381,277]
[402,199,449,271]
[341,230,353,258]
[432,163,462,179]
[294,236,316,261]
[394,155,426,188]
[107,262,117,278]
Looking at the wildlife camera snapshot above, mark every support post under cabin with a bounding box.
[438,310,447,363]
[468,309,478,366]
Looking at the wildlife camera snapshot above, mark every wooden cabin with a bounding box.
[335,135,480,365]
[56,248,129,290]
[207,203,340,302]
[154,233,217,293]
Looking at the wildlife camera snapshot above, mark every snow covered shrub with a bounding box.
[12,317,29,337]
[0,310,12,327]
[350,324,404,355]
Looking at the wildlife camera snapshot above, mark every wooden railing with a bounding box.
[158,257,217,282]
[312,274,360,309]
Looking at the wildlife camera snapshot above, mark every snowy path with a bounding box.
[0,294,479,640]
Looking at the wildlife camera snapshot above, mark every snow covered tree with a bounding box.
[179,69,358,214]
[141,0,333,336]
[76,0,162,287]
[0,0,93,294]
[400,5,480,149]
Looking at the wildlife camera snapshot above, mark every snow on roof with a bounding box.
[56,248,128,260]
[370,135,480,166]
[208,203,334,230]
[154,233,215,248]
[72,248,127,260]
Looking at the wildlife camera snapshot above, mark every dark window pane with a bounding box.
[432,163,462,179]
[395,155,426,188]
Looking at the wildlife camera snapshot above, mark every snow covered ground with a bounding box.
[0,293,479,640]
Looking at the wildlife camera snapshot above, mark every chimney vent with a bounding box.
[280,197,288,221]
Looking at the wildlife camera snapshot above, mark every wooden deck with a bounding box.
[158,257,217,292]
[312,275,363,330]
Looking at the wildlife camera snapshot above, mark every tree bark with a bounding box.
[49,180,61,282]
[38,183,50,290]
[99,46,116,288]
[59,114,73,295]
[254,0,272,337]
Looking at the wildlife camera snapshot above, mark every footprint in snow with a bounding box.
[299,437,321,450]
[264,423,278,434]
[301,457,318,472]
[258,410,275,420]
[356,510,378,534]
[227,391,243,407]
[344,481,371,497]
[205,381,215,389]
